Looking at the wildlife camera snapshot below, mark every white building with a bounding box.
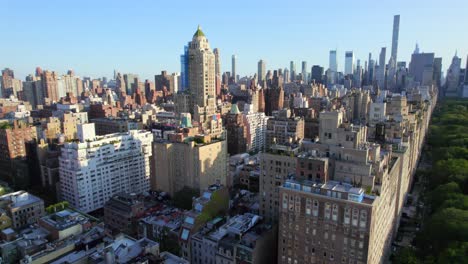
[59,125,153,212]
[369,102,387,124]
[243,104,268,152]
[293,92,309,108]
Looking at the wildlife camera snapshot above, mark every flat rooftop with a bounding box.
[283,180,375,205]
[0,191,43,209]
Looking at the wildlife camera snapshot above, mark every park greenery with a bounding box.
[393,99,468,263]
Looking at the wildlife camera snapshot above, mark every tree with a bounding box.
[393,248,420,264]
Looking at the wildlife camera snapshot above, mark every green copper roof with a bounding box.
[193,25,205,37]
[230,103,240,114]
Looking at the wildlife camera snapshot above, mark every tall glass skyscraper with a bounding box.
[345,51,354,75]
[329,50,338,72]
[180,45,189,92]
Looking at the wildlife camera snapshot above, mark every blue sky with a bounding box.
[2,0,467,80]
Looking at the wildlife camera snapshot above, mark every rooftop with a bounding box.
[0,191,43,209]
[193,25,205,38]
[40,209,89,231]
[283,179,375,205]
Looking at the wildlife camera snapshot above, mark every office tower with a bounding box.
[433,57,443,89]
[391,15,400,66]
[0,191,44,229]
[258,60,266,84]
[188,26,216,108]
[311,65,324,83]
[290,61,296,81]
[329,50,338,72]
[465,55,468,84]
[123,73,139,95]
[265,109,304,150]
[375,48,387,88]
[180,45,189,91]
[445,53,462,96]
[232,55,237,83]
[413,43,420,54]
[344,51,355,75]
[354,61,363,88]
[214,48,221,97]
[243,104,268,152]
[283,68,290,85]
[59,124,153,213]
[214,48,221,76]
[302,61,308,83]
[22,80,44,108]
[226,104,248,155]
[409,52,435,85]
[152,134,227,196]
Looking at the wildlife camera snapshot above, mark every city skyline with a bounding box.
[2,0,467,80]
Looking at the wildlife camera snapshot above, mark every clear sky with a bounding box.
[2,0,467,80]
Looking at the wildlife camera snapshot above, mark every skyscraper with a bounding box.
[258,60,266,84]
[445,53,461,96]
[376,47,387,88]
[345,51,354,75]
[329,50,338,72]
[311,65,324,84]
[283,68,290,85]
[232,55,237,83]
[180,45,189,91]
[391,15,400,66]
[214,48,221,76]
[290,61,296,81]
[302,61,308,83]
[188,26,216,108]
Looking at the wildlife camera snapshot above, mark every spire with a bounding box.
[193,25,205,38]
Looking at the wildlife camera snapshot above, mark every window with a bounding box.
[324,203,331,220]
[352,209,359,227]
[306,198,311,215]
[344,208,351,225]
[359,210,367,228]
[313,200,319,217]
[332,204,339,221]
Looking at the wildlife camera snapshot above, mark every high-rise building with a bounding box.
[226,104,248,155]
[375,48,387,88]
[41,70,59,104]
[180,45,189,92]
[311,65,324,84]
[188,26,216,108]
[283,68,290,85]
[214,48,221,76]
[1,68,15,98]
[265,109,304,150]
[152,133,227,196]
[243,104,269,152]
[290,61,296,81]
[391,15,400,66]
[345,51,354,75]
[445,53,462,96]
[329,50,338,72]
[123,73,139,95]
[232,55,237,83]
[0,120,38,182]
[433,57,443,89]
[258,60,266,84]
[409,52,435,85]
[59,124,153,213]
[302,61,308,83]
